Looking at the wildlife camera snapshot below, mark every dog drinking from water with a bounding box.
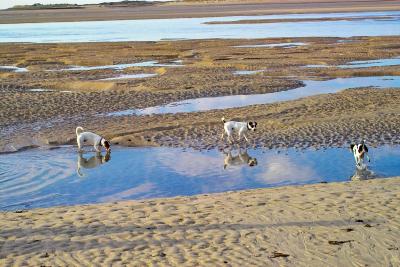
[76,126,111,153]
[220,117,257,144]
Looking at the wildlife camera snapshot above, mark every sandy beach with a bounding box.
[1,2,400,266]
[1,177,399,266]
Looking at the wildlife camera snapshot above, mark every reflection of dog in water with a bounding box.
[223,148,257,169]
[77,151,111,177]
[351,165,377,181]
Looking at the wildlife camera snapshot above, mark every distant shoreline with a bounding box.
[1,0,400,24]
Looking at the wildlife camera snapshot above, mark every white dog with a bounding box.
[76,126,111,152]
[220,117,257,143]
[350,140,370,167]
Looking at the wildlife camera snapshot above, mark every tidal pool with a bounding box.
[106,76,400,116]
[233,42,306,48]
[60,60,183,71]
[100,73,158,80]
[1,145,399,211]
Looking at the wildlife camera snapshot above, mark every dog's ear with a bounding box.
[364,145,368,153]
[350,144,355,150]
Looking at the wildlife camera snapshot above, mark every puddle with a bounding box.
[105,76,400,116]
[26,89,73,93]
[1,11,400,42]
[233,70,265,75]
[338,57,400,68]
[1,145,399,210]
[60,60,182,71]
[305,64,330,68]
[0,66,28,72]
[100,73,158,80]
[234,42,306,48]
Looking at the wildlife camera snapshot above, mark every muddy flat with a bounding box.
[1,0,400,24]
[1,36,400,152]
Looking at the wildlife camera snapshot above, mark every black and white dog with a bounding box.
[220,117,257,143]
[76,126,111,153]
[350,140,370,167]
[223,148,258,169]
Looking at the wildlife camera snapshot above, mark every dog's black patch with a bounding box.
[104,140,110,150]
[350,144,355,150]
[364,145,368,153]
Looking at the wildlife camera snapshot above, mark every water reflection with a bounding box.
[1,146,400,210]
[351,166,378,181]
[77,151,111,177]
[223,148,258,169]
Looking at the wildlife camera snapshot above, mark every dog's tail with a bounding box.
[221,117,226,124]
[76,126,84,136]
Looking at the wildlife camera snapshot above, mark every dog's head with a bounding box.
[101,139,111,152]
[248,157,258,167]
[247,121,258,132]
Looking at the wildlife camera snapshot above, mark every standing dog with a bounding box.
[220,117,257,143]
[350,140,370,167]
[76,126,111,152]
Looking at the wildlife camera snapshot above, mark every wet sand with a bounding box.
[1,36,400,152]
[1,0,400,24]
[1,176,399,266]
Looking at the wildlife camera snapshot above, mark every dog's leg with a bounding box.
[77,138,83,152]
[227,133,234,144]
[243,133,249,143]
[94,144,101,152]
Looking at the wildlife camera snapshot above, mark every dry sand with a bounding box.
[1,177,399,266]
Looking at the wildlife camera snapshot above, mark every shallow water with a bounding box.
[1,145,399,210]
[233,42,306,48]
[0,66,28,72]
[1,11,400,43]
[338,57,400,68]
[60,60,182,71]
[100,73,158,80]
[106,76,400,116]
[233,70,265,75]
